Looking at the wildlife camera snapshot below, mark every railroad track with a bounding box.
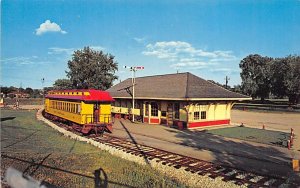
[50,120,297,188]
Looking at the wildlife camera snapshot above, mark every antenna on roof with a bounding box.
[225,76,230,89]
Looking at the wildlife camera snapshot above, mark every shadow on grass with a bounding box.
[3,130,39,149]
[2,154,136,188]
[120,120,151,166]
[1,117,16,122]
[23,153,52,176]
[94,168,108,188]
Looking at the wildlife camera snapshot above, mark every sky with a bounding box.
[1,0,300,89]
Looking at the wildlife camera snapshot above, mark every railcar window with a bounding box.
[77,104,81,114]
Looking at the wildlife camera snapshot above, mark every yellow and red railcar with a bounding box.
[44,89,114,134]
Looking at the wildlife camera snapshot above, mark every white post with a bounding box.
[124,66,144,123]
[132,67,135,122]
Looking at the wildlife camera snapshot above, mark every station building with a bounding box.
[107,72,250,129]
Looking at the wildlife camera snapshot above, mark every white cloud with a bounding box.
[1,57,34,65]
[133,37,146,43]
[143,41,237,69]
[1,56,51,66]
[210,68,240,74]
[35,20,67,35]
[48,46,105,55]
[90,46,105,51]
[171,61,209,69]
[48,47,75,55]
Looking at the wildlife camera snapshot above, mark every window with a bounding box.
[201,111,206,119]
[151,102,158,117]
[161,111,166,117]
[194,112,200,120]
[134,101,140,109]
[127,100,132,108]
[115,100,120,107]
[121,100,127,108]
[174,103,180,119]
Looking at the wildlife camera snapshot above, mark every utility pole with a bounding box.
[124,66,144,122]
[41,78,45,105]
[225,76,230,89]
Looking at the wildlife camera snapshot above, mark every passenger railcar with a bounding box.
[44,89,114,134]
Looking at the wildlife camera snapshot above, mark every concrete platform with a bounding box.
[111,118,300,183]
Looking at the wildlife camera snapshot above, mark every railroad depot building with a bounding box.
[107,72,250,129]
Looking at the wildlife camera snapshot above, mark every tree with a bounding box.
[32,89,42,98]
[53,79,73,90]
[270,58,288,98]
[232,85,242,94]
[239,54,273,101]
[25,87,34,94]
[284,55,300,104]
[66,46,118,90]
[1,86,16,95]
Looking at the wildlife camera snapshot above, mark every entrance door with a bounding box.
[167,103,173,126]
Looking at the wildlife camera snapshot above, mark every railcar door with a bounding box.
[93,104,100,123]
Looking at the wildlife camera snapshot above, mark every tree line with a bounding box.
[3,47,298,105]
[0,86,43,98]
[240,54,300,104]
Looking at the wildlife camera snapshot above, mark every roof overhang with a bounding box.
[111,96,251,101]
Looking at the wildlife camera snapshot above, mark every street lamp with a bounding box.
[124,66,144,122]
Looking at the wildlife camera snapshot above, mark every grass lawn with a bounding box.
[206,126,291,147]
[1,109,185,187]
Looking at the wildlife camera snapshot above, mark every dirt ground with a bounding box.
[231,109,300,151]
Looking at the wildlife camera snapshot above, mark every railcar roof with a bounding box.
[45,89,114,102]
